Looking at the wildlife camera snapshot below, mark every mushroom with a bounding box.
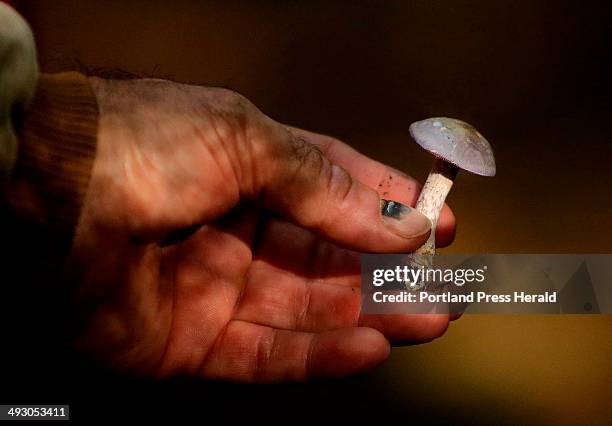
[410,117,496,255]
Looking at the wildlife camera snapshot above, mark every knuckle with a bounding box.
[309,163,353,229]
[256,128,329,194]
[197,88,261,143]
[290,135,324,163]
[197,88,267,196]
[289,135,328,180]
[327,164,354,205]
[209,87,258,118]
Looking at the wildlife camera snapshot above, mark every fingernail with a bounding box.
[380,199,431,238]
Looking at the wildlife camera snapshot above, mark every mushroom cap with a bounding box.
[409,117,496,176]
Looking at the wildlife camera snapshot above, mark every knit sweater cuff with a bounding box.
[7,72,98,234]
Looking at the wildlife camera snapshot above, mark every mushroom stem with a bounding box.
[415,158,458,255]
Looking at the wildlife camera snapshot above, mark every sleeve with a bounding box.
[6,72,99,233]
[1,3,99,235]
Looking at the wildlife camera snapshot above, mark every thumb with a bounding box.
[255,124,431,252]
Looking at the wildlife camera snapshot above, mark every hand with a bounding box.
[68,78,456,382]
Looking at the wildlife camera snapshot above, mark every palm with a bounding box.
[131,204,364,381]
[72,202,365,381]
[75,201,449,382]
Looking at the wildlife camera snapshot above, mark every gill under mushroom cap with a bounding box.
[409,117,496,176]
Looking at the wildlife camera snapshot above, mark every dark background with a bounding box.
[2,0,611,424]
